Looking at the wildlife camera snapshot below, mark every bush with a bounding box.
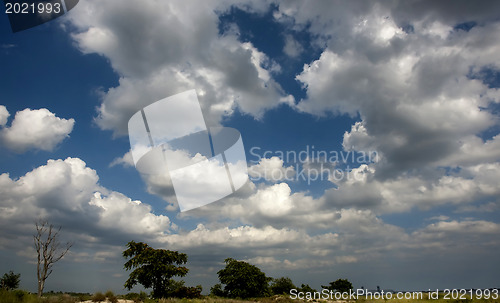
[322,278,353,293]
[165,279,184,297]
[12,289,27,300]
[57,294,76,303]
[104,291,117,303]
[76,293,92,301]
[1,271,21,290]
[171,285,202,298]
[104,290,114,297]
[298,283,316,293]
[210,283,225,297]
[91,292,106,302]
[270,277,296,295]
[124,291,148,303]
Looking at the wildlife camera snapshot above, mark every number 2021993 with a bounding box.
[5,2,62,14]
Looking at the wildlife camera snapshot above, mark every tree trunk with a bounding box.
[37,279,45,297]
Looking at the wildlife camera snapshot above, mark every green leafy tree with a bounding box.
[216,258,271,298]
[123,241,189,299]
[1,271,21,290]
[322,278,353,293]
[270,277,296,295]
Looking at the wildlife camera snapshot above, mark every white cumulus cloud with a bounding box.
[0,107,75,152]
[248,156,295,182]
[0,105,9,126]
[0,157,173,252]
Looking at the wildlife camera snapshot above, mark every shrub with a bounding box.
[12,289,27,300]
[91,292,106,302]
[104,291,117,303]
[210,283,225,297]
[1,271,21,290]
[124,292,140,303]
[171,285,202,298]
[57,294,76,303]
[298,283,316,293]
[76,293,92,301]
[124,291,148,303]
[104,290,114,297]
[270,277,296,295]
[321,278,353,293]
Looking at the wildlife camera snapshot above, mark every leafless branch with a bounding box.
[33,220,73,297]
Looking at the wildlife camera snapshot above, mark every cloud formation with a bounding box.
[109,150,134,168]
[248,156,296,182]
[293,21,499,178]
[0,157,173,251]
[66,0,290,136]
[0,107,75,152]
[0,105,9,126]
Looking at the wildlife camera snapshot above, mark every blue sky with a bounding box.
[1,0,500,294]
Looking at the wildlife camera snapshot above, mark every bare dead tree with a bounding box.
[33,220,73,297]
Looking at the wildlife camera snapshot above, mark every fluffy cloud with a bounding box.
[0,107,74,152]
[65,0,290,136]
[187,157,500,229]
[316,162,500,214]
[182,182,321,229]
[0,105,9,126]
[192,154,500,225]
[0,157,173,251]
[109,150,134,168]
[248,156,296,182]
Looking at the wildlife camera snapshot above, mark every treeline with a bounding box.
[123,241,352,299]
